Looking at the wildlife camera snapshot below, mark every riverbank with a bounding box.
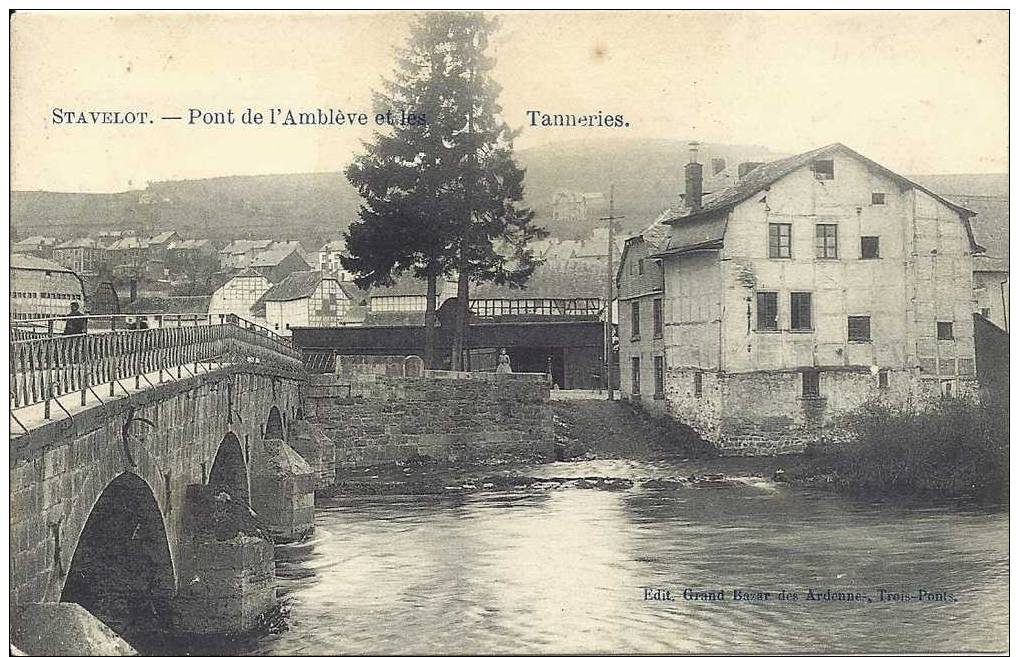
[780,398,1008,505]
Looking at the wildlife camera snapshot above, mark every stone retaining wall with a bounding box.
[305,371,556,467]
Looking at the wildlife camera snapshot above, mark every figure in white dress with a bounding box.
[495,348,513,374]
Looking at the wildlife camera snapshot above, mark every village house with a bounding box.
[52,237,107,276]
[253,270,353,335]
[550,189,605,222]
[12,236,58,259]
[314,239,351,281]
[245,243,311,283]
[218,239,273,270]
[617,142,984,455]
[167,238,219,271]
[207,268,274,322]
[10,254,86,321]
[106,236,149,273]
[951,194,1009,332]
[616,235,667,411]
[147,230,181,262]
[95,230,137,248]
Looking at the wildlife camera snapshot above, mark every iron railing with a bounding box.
[9,313,292,347]
[9,319,304,416]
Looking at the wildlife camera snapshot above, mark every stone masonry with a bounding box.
[305,370,556,468]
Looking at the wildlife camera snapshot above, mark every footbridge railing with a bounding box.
[10,314,305,415]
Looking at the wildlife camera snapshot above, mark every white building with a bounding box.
[315,239,351,281]
[256,270,353,335]
[208,268,273,322]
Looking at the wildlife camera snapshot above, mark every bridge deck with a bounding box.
[10,362,230,435]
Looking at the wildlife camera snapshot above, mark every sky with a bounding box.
[10,10,1008,193]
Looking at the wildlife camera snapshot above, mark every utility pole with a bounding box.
[600,185,624,400]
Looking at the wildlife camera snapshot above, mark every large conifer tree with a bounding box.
[343,11,544,369]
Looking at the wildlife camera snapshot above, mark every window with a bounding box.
[631,357,641,395]
[847,316,871,342]
[815,224,838,259]
[638,259,645,275]
[878,370,889,389]
[756,292,779,331]
[790,292,812,331]
[871,192,886,205]
[980,307,991,318]
[631,301,641,338]
[860,236,880,259]
[940,379,955,398]
[768,223,792,258]
[694,371,703,397]
[652,298,663,337]
[802,370,820,398]
[653,356,664,398]
[812,159,834,180]
[937,321,954,341]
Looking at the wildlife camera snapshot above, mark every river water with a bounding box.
[198,458,1007,654]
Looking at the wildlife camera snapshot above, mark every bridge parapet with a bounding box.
[10,314,304,417]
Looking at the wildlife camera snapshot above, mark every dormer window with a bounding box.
[812,159,834,181]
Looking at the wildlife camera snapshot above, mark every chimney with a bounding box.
[685,141,703,212]
[711,157,726,176]
[738,161,764,179]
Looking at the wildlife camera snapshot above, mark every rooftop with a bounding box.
[11,254,74,273]
[260,270,324,303]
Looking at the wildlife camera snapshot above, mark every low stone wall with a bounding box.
[305,371,555,468]
[664,367,978,456]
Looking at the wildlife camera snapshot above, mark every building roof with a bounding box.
[338,281,368,304]
[233,267,268,279]
[55,237,101,249]
[660,142,983,255]
[169,238,212,250]
[471,261,606,300]
[148,231,179,245]
[368,273,454,298]
[122,295,211,314]
[11,253,75,273]
[15,236,58,247]
[108,236,148,250]
[220,239,272,255]
[944,194,1008,263]
[248,244,306,268]
[260,270,324,303]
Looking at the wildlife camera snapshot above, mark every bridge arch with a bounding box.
[208,432,249,507]
[60,472,175,649]
[265,405,285,441]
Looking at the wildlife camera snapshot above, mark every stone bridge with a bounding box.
[8,314,330,650]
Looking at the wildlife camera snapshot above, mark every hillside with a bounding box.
[10,138,782,242]
[10,139,1006,246]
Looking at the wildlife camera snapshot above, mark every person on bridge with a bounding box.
[495,348,513,374]
[63,301,87,335]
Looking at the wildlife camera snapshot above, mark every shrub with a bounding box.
[796,397,1008,503]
